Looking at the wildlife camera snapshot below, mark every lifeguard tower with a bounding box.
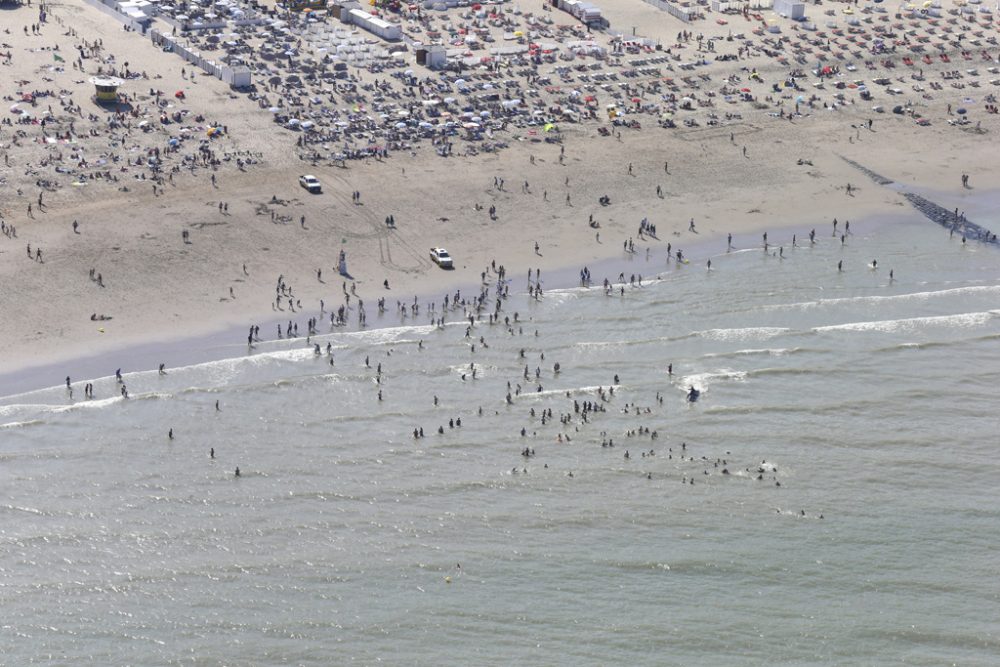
[90,76,124,104]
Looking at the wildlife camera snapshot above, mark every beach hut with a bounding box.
[89,76,124,103]
[774,0,806,20]
[416,44,448,69]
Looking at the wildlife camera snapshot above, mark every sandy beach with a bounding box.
[4,3,1000,661]
[2,0,998,388]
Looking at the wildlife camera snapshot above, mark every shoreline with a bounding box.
[0,205,918,400]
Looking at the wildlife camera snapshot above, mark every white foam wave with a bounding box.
[517,384,608,399]
[704,347,798,358]
[539,285,587,297]
[575,340,627,349]
[679,370,748,391]
[1,505,47,515]
[53,396,124,412]
[0,419,44,429]
[695,327,792,341]
[762,285,1000,312]
[339,323,438,345]
[813,311,998,334]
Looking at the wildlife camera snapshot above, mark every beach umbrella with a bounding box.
[956,107,967,114]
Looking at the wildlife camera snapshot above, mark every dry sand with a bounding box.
[1,0,997,386]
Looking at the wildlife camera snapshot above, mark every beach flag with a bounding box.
[53,53,64,62]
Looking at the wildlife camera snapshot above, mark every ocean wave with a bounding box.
[338,323,438,345]
[749,367,825,378]
[0,419,45,429]
[513,384,609,400]
[703,347,810,359]
[702,401,866,416]
[694,326,794,341]
[447,364,499,378]
[574,331,697,349]
[761,285,1000,312]
[0,395,125,417]
[679,370,748,391]
[1,504,50,516]
[873,340,953,353]
[813,311,998,334]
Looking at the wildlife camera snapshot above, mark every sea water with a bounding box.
[2,216,999,665]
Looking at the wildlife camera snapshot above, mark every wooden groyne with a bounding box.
[901,193,998,246]
[840,157,997,246]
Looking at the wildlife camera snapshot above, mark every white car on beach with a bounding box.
[430,247,453,269]
[298,174,322,193]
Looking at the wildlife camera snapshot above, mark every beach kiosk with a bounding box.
[90,76,124,104]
